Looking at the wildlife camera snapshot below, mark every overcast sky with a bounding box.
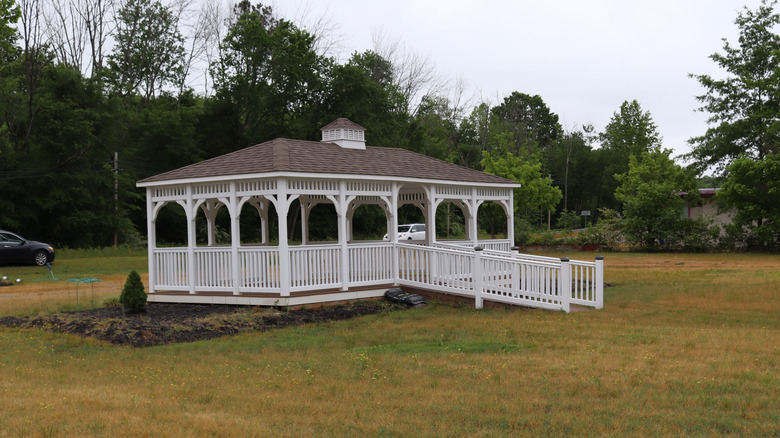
[272,0,766,161]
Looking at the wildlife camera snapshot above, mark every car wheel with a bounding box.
[34,251,49,266]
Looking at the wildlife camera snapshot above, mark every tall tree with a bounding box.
[211,1,328,145]
[481,151,562,224]
[717,154,780,249]
[106,0,185,99]
[489,91,561,159]
[0,0,18,61]
[323,50,406,147]
[688,0,780,173]
[596,99,662,212]
[614,147,699,249]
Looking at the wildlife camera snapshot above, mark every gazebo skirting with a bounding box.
[149,241,604,312]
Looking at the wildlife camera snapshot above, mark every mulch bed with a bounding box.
[0,301,407,348]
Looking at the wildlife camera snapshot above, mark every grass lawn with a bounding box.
[0,252,778,436]
[0,247,147,316]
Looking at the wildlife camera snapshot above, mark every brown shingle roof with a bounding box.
[137,138,516,185]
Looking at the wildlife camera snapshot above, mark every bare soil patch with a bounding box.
[0,301,407,347]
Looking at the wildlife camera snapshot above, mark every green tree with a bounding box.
[120,270,147,313]
[597,99,662,212]
[212,1,329,145]
[323,51,406,147]
[717,154,780,249]
[614,147,700,249]
[688,0,780,173]
[0,0,18,62]
[481,151,562,222]
[547,126,601,215]
[106,0,185,99]
[489,92,562,159]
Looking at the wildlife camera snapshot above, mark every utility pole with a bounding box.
[114,151,118,248]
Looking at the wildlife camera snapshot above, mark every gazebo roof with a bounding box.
[138,138,517,186]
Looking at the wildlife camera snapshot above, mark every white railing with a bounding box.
[568,258,603,308]
[398,244,473,294]
[195,247,233,291]
[240,247,281,292]
[348,242,394,286]
[289,245,341,292]
[436,239,512,252]
[151,242,604,312]
[480,254,565,311]
[154,248,189,290]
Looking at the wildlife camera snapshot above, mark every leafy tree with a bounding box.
[547,126,601,215]
[717,154,780,249]
[489,92,561,159]
[481,151,562,223]
[688,0,780,173]
[0,0,18,62]
[597,99,662,212]
[556,210,580,231]
[614,147,700,249]
[120,270,147,313]
[212,1,329,145]
[106,0,185,99]
[323,51,406,147]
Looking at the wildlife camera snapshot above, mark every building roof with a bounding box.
[137,138,516,186]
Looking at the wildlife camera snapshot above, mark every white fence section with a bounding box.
[348,243,394,286]
[195,247,233,291]
[289,245,341,292]
[239,247,280,292]
[151,242,604,312]
[437,239,512,252]
[154,248,189,291]
[398,244,473,294]
[480,255,565,311]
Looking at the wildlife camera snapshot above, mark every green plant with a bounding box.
[119,270,147,313]
[556,209,580,231]
[577,208,625,250]
[103,296,121,308]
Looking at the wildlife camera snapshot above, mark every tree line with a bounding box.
[0,0,777,250]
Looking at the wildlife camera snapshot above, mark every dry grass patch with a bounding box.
[0,252,778,436]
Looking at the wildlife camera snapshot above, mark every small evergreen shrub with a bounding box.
[120,270,147,313]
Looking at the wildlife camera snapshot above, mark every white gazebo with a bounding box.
[137,119,604,311]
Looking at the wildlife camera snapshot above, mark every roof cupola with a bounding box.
[320,118,366,150]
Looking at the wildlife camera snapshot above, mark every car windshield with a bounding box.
[397,225,411,232]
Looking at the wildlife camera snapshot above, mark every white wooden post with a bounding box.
[300,196,309,245]
[469,187,479,247]
[230,182,241,295]
[261,201,269,245]
[559,257,571,313]
[185,185,196,294]
[390,182,399,286]
[338,181,349,291]
[203,202,218,247]
[426,185,437,246]
[277,179,291,297]
[507,189,515,246]
[146,188,156,293]
[595,255,604,309]
[473,246,484,309]
[510,246,520,296]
